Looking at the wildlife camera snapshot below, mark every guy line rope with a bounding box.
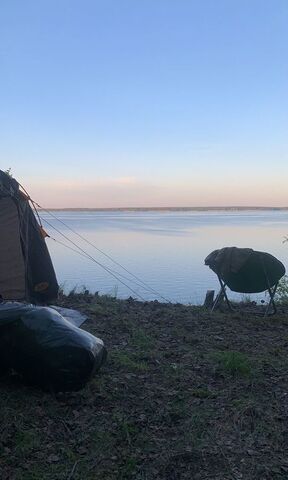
[22,192,171,303]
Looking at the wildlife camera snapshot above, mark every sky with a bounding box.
[0,0,287,208]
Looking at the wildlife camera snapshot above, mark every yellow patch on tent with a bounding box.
[34,282,49,292]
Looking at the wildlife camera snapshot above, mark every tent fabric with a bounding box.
[205,247,286,294]
[0,197,26,299]
[0,170,58,303]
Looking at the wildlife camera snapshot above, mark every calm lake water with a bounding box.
[40,210,288,304]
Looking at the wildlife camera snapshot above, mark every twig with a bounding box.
[67,460,79,480]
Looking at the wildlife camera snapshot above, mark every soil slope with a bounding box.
[0,294,288,479]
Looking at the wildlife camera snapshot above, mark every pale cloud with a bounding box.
[23,174,288,209]
[108,177,137,186]
[28,176,137,190]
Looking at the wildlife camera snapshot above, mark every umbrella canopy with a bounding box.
[205,247,285,293]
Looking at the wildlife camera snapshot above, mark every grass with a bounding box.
[110,351,149,371]
[212,350,252,377]
[191,387,215,398]
[1,293,288,479]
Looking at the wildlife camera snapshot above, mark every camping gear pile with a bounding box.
[0,303,106,391]
[0,169,106,391]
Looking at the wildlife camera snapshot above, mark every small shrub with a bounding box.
[275,275,288,304]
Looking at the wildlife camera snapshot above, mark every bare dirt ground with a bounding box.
[1,293,288,479]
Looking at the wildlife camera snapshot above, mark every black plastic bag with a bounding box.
[0,303,107,391]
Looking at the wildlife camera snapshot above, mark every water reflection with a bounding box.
[41,211,288,304]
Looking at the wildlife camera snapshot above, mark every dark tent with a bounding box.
[0,169,58,303]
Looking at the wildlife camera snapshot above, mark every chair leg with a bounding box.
[260,258,278,316]
[212,276,233,312]
[265,282,278,316]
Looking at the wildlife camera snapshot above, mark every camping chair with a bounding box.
[205,247,286,316]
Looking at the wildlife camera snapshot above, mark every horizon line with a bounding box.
[40,206,288,211]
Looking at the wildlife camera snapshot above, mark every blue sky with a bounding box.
[1,0,287,207]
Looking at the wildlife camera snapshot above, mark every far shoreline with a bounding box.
[41,206,288,212]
